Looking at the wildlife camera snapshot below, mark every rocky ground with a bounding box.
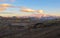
[0,24,60,38]
[0,17,60,38]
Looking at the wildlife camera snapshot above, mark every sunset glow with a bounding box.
[0,0,60,16]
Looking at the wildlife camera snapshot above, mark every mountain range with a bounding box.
[0,13,60,20]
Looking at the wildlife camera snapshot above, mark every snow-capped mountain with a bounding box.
[0,13,60,20]
[21,14,60,21]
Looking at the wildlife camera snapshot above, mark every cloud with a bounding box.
[0,0,15,2]
[0,3,11,7]
[20,7,44,14]
[20,7,35,12]
[0,7,6,11]
[0,3,11,11]
[10,0,15,2]
[0,0,5,2]
[37,10,44,14]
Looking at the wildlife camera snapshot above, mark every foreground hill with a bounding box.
[0,16,60,38]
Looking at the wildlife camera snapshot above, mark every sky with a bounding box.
[0,0,60,16]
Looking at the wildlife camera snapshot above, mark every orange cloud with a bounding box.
[20,7,35,12]
[37,10,44,14]
[0,7,6,11]
[0,3,11,7]
[0,3,11,11]
[20,7,44,14]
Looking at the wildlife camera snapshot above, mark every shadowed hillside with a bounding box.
[0,16,60,38]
